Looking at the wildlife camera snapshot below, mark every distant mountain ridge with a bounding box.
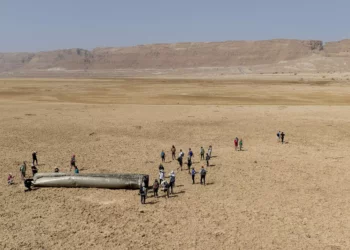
[1,39,350,76]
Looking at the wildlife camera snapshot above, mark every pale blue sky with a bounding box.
[1,0,350,52]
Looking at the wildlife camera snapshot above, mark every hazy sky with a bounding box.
[1,0,350,52]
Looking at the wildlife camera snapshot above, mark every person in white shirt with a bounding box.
[159,170,165,184]
[177,150,184,171]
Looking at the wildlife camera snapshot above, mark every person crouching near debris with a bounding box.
[74,166,79,174]
[24,178,34,192]
[140,183,147,204]
[200,166,207,185]
[153,179,159,198]
[8,173,14,185]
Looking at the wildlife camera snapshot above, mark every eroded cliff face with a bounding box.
[0,39,325,73]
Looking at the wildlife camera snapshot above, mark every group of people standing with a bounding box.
[234,137,243,151]
[9,152,79,191]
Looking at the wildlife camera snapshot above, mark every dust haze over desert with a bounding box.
[2,3,350,250]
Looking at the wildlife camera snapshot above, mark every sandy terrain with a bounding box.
[1,78,350,249]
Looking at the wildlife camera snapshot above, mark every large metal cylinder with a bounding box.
[33,173,149,189]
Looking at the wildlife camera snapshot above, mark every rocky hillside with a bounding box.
[2,39,350,76]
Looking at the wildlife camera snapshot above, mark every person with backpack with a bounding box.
[281,132,285,144]
[161,150,166,163]
[169,171,176,194]
[177,150,184,171]
[24,178,34,192]
[153,179,159,198]
[32,152,38,166]
[200,147,205,160]
[140,183,147,204]
[171,145,176,160]
[159,164,164,172]
[200,166,207,185]
[206,153,210,167]
[239,138,243,151]
[19,162,26,180]
[191,167,196,184]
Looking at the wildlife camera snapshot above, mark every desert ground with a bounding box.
[1,77,350,250]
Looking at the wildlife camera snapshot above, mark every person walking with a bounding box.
[177,150,184,171]
[200,147,205,160]
[159,163,164,172]
[169,171,176,194]
[32,152,38,166]
[239,138,243,151]
[19,162,26,180]
[200,166,207,185]
[206,153,210,167]
[161,150,166,163]
[171,145,176,160]
[191,167,196,184]
[153,179,159,198]
[281,132,285,144]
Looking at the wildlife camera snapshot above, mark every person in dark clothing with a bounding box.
[161,180,170,198]
[32,152,38,165]
[191,167,196,184]
[281,132,285,144]
[140,184,147,204]
[159,164,164,171]
[187,157,192,174]
[177,150,184,171]
[200,166,207,185]
[206,153,210,167]
[171,145,176,160]
[153,179,159,198]
[54,168,59,173]
[161,150,166,162]
[24,178,33,192]
[70,154,76,171]
[31,164,38,176]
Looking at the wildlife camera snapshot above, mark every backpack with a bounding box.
[201,169,207,176]
[170,175,175,183]
[161,152,165,157]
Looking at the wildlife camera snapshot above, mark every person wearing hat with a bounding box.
[169,170,176,194]
[32,151,38,166]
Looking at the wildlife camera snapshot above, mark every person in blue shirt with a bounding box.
[191,167,196,184]
[160,150,165,162]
